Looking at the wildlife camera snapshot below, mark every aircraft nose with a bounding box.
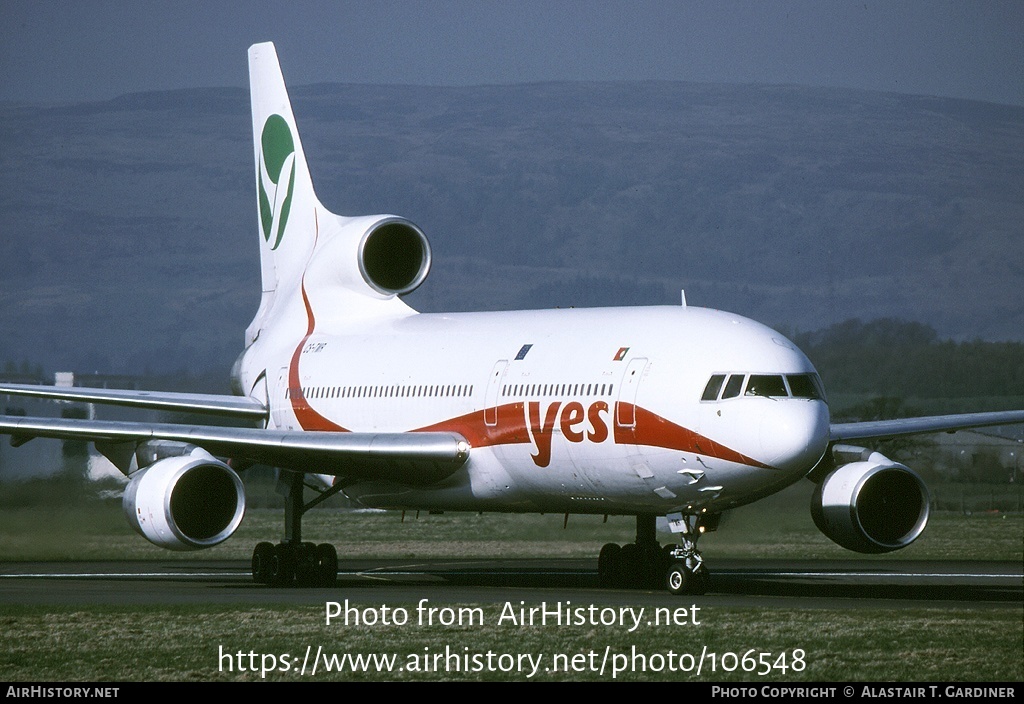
[759,401,830,472]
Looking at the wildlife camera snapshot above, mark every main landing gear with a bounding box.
[597,513,716,595]
[250,470,343,587]
[252,540,337,587]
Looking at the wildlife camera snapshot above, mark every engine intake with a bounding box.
[122,448,245,551]
[358,218,431,296]
[811,452,929,554]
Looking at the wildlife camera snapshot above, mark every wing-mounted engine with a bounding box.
[122,443,245,551]
[810,445,930,553]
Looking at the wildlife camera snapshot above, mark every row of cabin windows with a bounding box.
[501,382,613,398]
[286,384,474,400]
[701,373,826,402]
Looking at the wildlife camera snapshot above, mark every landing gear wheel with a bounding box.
[293,542,318,586]
[316,543,338,587]
[251,542,274,584]
[268,543,296,587]
[638,542,665,589]
[600,540,675,590]
[619,543,642,588]
[598,543,622,588]
[261,469,349,588]
[666,562,689,596]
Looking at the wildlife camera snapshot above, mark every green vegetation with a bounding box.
[0,481,1020,682]
[1,480,1020,562]
[792,319,1024,417]
[1,605,1019,681]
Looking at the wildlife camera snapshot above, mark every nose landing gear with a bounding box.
[664,541,710,595]
[664,511,716,595]
[597,512,717,594]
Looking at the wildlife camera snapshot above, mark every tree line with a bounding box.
[791,318,1024,401]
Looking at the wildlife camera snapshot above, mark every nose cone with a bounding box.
[759,401,830,472]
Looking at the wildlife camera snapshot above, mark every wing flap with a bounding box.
[0,415,469,486]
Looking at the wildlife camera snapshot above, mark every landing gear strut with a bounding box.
[251,469,343,587]
[597,513,715,594]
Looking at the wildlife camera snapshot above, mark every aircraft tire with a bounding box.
[690,565,710,595]
[639,542,666,589]
[619,543,641,588]
[665,562,689,595]
[268,544,295,587]
[598,543,622,588]
[316,543,338,587]
[293,542,318,586]
[251,542,274,584]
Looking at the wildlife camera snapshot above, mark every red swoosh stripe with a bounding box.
[288,279,349,433]
[414,402,531,447]
[613,403,772,469]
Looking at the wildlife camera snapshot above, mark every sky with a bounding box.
[1,0,1022,106]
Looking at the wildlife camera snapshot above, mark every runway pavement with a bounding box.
[0,558,1019,608]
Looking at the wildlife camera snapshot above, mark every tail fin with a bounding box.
[246,41,320,344]
[244,42,431,349]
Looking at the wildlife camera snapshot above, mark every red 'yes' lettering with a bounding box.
[527,400,610,467]
[527,401,561,467]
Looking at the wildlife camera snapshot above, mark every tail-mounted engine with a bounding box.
[122,444,245,551]
[357,217,431,296]
[810,445,930,553]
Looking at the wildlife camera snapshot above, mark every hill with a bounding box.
[0,82,1020,374]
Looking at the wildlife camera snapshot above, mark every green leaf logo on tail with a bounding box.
[258,114,296,250]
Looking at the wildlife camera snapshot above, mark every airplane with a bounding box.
[1,42,1022,595]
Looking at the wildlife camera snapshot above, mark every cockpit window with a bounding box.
[787,373,825,400]
[702,371,826,402]
[721,374,745,399]
[701,374,726,401]
[745,374,787,397]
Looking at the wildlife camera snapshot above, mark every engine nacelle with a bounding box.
[811,456,930,553]
[122,449,245,551]
[357,217,431,296]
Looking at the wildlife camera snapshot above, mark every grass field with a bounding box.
[0,481,1021,682]
[1,604,1019,682]
[1,479,1020,562]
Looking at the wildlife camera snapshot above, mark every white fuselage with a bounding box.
[237,42,832,519]
[242,303,831,515]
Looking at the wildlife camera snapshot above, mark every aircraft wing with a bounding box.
[0,383,267,420]
[830,410,1024,443]
[0,414,469,486]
